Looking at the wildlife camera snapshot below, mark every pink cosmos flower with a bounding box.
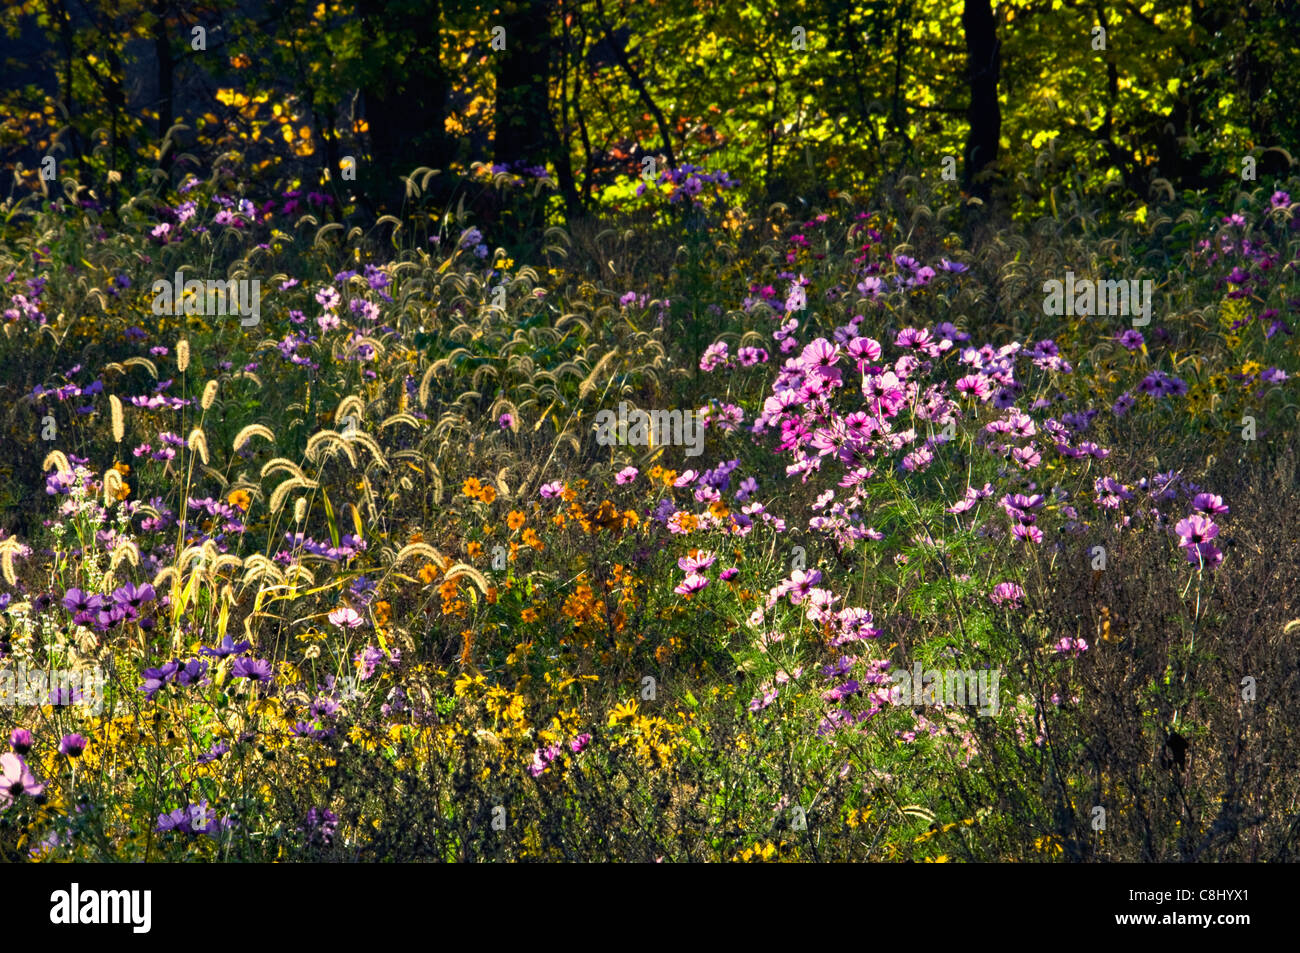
[674,573,709,596]
[989,582,1026,607]
[615,466,639,485]
[1052,637,1089,656]
[1011,523,1043,545]
[0,753,44,809]
[328,607,364,628]
[1174,514,1219,548]
[1190,493,1228,516]
[677,551,717,573]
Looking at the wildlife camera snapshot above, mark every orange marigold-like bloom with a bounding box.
[461,477,483,498]
[507,510,526,530]
[418,563,440,584]
[479,484,497,504]
[521,528,543,549]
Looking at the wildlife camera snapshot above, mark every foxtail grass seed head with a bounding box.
[293,496,306,522]
[201,379,219,410]
[187,427,210,465]
[177,339,190,372]
[110,394,124,443]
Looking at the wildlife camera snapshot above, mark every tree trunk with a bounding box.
[357,0,452,214]
[493,0,554,170]
[961,0,1000,201]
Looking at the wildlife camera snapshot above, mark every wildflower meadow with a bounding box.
[0,2,1296,911]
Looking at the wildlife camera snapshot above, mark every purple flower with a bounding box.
[9,729,33,754]
[61,588,106,615]
[110,582,156,610]
[232,657,273,684]
[200,635,252,658]
[58,733,87,758]
[569,733,592,754]
[1115,329,1144,350]
[1190,493,1228,515]
[988,582,1026,607]
[1175,514,1219,548]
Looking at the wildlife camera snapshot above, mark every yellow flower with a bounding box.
[608,699,638,726]
[227,489,252,511]
[521,608,539,623]
[507,510,526,530]
[454,672,485,697]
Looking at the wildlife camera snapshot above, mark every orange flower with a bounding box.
[521,608,539,623]
[461,477,483,498]
[479,484,497,504]
[521,528,543,549]
[112,461,131,476]
[373,601,392,625]
[507,510,526,530]
[227,489,252,511]
[466,541,484,559]
[418,563,440,584]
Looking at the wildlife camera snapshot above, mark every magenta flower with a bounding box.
[1190,493,1228,515]
[58,733,87,758]
[989,582,1026,607]
[615,466,639,485]
[748,690,778,713]
[1174,514,1219,548]
[674,573,709,596]
[677,551,717,573]
[784,568,823,604]
[1184,541,1224,569]
[1052,637,1089,656]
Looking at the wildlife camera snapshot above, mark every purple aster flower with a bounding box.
[200,635,252,658]
[232,657,273,684]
